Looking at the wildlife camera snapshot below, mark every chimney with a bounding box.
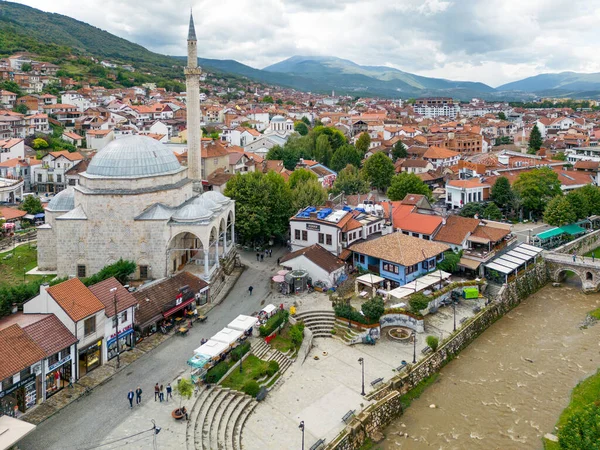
[11,303,18,314]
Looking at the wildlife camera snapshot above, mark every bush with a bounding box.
[266,360,279,377]
[289,323,304,347]
[361,296,385,323]
[205,360,230,384]
[231,341,251,362]
[259,310,289,337]
[334,303,369,324]
[426,335,439,351]
[242,380,260,397]
[409,293,430,314]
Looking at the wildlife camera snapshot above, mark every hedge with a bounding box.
[259,310,289,337]
[205,360,230,384]
[243,380,260,397]
[231,341,251,362]
[334,303,371,325]
[266,360,279,377]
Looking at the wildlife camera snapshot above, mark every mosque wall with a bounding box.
[37,226,56,271]
[79,169,189,192]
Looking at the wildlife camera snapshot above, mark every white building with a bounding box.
[264,115,294,138]
[32,151,84,194]
[85,129,115,151]
[413,98,460,118]
[445,179,491,210]
[423,146,460,169]
[61,93,98,112]
[0,138,25,163]
[279,243,346,288]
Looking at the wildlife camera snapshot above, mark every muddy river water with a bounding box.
[383,282,600,449]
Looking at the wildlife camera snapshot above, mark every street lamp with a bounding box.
[412,331,417,364]
[110,287,120,368]
[358,357,365,396]
[452,298,457,332]
[299,420,305,450]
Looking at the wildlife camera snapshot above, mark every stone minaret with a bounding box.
[185,11,202,184]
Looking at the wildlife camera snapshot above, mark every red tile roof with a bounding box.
[47,278,105,322]
[424,146,459,159]
[279,244,345,273]
[0,324,46,380]
[88,277,139,318]
[23,314,77,356]
[0,207,27,221]
[433,215,480,245]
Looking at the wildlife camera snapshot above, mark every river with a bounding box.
[382,280,600,449]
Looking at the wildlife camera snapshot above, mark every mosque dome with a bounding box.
[202,191,231,205]
[171,203,213,222]
[46,187,75,211]
[86,136,182,178]
[191,196,222,212]
[271,115,285,123]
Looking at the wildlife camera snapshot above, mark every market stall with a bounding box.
[227,315,259,334]
[193,339,229,360]
[211,327,244,347]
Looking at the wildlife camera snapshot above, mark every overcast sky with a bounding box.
[12,0,600,87]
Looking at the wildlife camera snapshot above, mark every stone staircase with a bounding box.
[293,310,335,338]
[332,320,363,344]
[251,339,294,375]
[186,385,257,450]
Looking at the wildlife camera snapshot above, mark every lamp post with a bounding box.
[452,298,456,332]
[299,420,305,450]
[358,357,365,396]
[110,287,120,368]
[412,331,417,364]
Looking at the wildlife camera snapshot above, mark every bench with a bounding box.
[421,346,432,355]
[396,362,408,372]
[370,377,384,387]
[342,410,355,423]
[309,439,326,450]
[460,317,468,324]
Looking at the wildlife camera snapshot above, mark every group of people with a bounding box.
[572,251,595,263]
[154,382,173,402]
[256,249,273,262]
[127,386,143,408]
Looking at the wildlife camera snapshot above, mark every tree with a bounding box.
[329,144,362,172]
[387,172,432,201]
[426,335,439,351]
[225,172,270,244]
[528,124,543,153]
[552,152,567,161]
[288,168,317,190]
[32,138,49,149]
[566,190,590,220]
[392,140,408,160]
[330,164,370,195]
[291,179,327,211]
[276,98,283,105]
[436,251,461,273]
[558,404,600,450]
[20,196,44,214]
[362,153,394,191]
[491,176,512,209]
[21,63,32,72]
[262,95,274,103]
[497,112,506,120]
[544,196,576,227]
[483,202,503,221]
[311,126,346,150]
[294,121,309,136]
[361,297,385,323]
[0,81,23,97]
[83,259,137,286]
[355,132,371,156]
[263,171,294,240]
[513,167,562,217]
[459,202,484,218]
[13,103,28,115]
[301,116,311,126]
[578,185,600,216]
[313,134,332,166]
[409,293,430,314]
[175,378,194,409]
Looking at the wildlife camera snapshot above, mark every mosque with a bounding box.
[37,13,236,281]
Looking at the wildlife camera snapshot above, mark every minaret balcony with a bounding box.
[185,67,202,76]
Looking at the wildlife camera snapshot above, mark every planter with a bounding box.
[171,408,187,420]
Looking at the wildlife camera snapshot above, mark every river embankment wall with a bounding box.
[325,260,548,450]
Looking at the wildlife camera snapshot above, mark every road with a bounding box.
[20,248,286,450]
[512,222,554,243]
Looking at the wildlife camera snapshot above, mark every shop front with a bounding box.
[45,354,72,399]
[0,373,39,418]
[78,341,102,377]
[106,325,134,361]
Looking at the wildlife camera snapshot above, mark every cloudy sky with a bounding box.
[12,0,600,87]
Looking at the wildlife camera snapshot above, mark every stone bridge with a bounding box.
[544,252,600,293]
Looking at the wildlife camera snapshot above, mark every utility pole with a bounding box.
[110,287,120,368]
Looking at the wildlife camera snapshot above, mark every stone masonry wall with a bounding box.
[325,260,548,450]
[554,229,600,256]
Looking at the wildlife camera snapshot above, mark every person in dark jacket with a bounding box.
[155,383,160,401]
[135,386,143,405]
[127,390,134,408]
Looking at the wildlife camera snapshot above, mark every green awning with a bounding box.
[536,227,564,240]
[559,224,586,236]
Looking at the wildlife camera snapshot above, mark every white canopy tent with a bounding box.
[387,270,451,300]
[0,416,36,450]
[211,327,244,346]
[228,315,259,333]
[355,273,385,297]
[194,339,229,358]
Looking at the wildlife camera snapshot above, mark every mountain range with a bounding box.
[2,2,600,100]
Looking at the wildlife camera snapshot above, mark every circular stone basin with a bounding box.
[388,327,412,341]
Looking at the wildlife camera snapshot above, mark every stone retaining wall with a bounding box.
[325,260,548,450]
[379,313,424,333]
[298,326,313,364]
[554,229,600,255]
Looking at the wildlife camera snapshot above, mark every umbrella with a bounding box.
[272,275,285,283]
[277,270,289,276]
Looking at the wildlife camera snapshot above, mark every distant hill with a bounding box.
[497,72,600,95]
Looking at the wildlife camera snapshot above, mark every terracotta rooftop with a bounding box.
[0,207,27,221]
[0,324,46,380]
[22,314,77,357]
[350,232,449,267]
[471,224,510,243]
[433,215,480,245]
[88,277,139,318]
[47,278,105,322]
[279,244,345,273]
[424,146,459,160]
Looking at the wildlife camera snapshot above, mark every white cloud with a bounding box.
[11,0,600,86]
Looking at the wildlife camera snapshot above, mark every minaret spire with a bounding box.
[188,10,197,42]
[185,11,202,185]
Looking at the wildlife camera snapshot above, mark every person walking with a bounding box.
[260,253,264,262]
[154,383,160,401]
[127,390,134,409]
[256,252,259,261]
[572,251,576,262]
[248,286,254,296]
[135,386,142,405]
[166,383,173,401]
[159,384,165,402]
[277,257,280,265]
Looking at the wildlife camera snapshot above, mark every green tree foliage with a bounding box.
[361,297,385,323]
[494,136,512,146]
[558,403,600,450]
[459,202,484,218]
[313,134,332,166]
[19,195,44,214]
[362,153,394,191]
[491,176,513,209]
[513,167,562,216]
[175,378,194,407]
[497,112,507,120]
[266,360,279,376]
[242,381,261,397]
[544,196,576,227]
[334,303,369,324]
[206,360,230,383]
[0,81,23,97]
[262,95,274,103]
[289,322,305,347]
[301,117,311,126]
[392,141,408,160]
[426,335,439,351]
[409,293,430,314]
[330,164,369,195]
[312,126,346,150]
[565,190,590,220]
[276,98,283,105]
[436,251,461,273]
[32,138,49,149]
[267,135,314,170]
[528,124,543,153]
[552,152,567,161]
[387,172,432,202]
[579,185,600,216]
[83,259,136,285]
[355,132,371,156]
[291,179,327,211]
[483,202,503,221]
[330,144,362,172]
[13,103,28,115]
[288,168,317,190]
[294,121,309,136]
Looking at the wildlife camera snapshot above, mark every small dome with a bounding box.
[46,188,74,211]
[191,196,221,212]
[171,203,213,222]
[86,135,181,178]
[271,115,285,123]
[202,191,231,205]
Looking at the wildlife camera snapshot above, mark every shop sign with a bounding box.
[306,224,320,231]
[108,324,133,342]
[175,293,183,306]
[107,327,134,346]
[0,374,36,399]
[48,354,71,372]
